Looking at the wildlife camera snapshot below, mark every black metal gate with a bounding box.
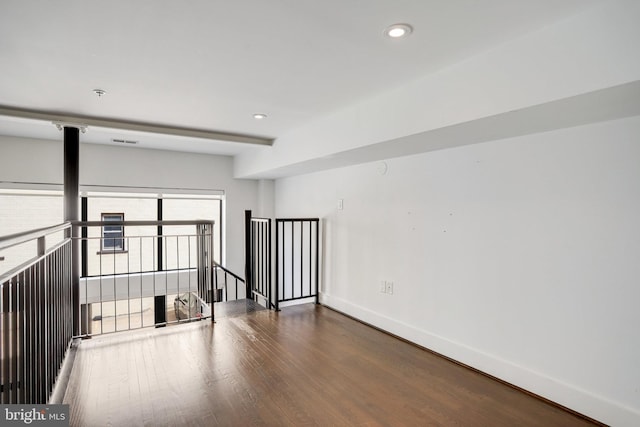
[245,212,320,311]
[275,218,319,311]
[245,211,271,307]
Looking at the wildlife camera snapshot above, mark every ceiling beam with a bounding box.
[0,106,274,146]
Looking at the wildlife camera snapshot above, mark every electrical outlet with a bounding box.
[386,281,393,295]
[380,280,387,293]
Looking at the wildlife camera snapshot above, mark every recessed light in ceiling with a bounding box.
[253,113,267,120]
[93,89,106,97]
[384,23,413,38]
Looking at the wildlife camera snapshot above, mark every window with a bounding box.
[84,192,222,276]
[102,213,125,251]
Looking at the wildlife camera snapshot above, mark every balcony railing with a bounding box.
[74,220,217,336]
[0,223,73,404]
[0,218,240,404]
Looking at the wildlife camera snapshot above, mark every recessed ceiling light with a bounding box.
[253,113,267,120]
[93,89,106,97]
[384,23,413,38]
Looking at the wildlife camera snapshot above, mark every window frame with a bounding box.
[101,213,126,252]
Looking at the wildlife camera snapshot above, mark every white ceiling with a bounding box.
[0,0,600,158]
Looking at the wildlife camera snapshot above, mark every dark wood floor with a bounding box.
[63,303,599,426]
[213,297,267,319]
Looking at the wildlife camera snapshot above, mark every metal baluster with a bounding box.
[2,276,10,403]
[127,237,132,330]
[263,221,267,298]
[300,221,303,298]
[99,242,103,335]
[175,234,179,321]
[308,221,312,298]
[166,233,172,318]
[274,219,284,311]
[151,236,156,328]
[113,236,116,333]
[140,236,143,329]
[84,237,88,336]
[17,270,24,403]
[315,220,319,303]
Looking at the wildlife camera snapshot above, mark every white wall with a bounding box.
[0,192,63,276]
[274,116,640,426]
[0,136,258,274]
[257,179,275,218]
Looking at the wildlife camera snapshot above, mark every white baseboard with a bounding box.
[320,293,639,427]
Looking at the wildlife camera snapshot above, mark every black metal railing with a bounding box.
[249,217,272,307]
[275,218,319,311]
[0,223,73,404]
[73,220,216,336]
[0,217,250,403]
[213,262,246,302]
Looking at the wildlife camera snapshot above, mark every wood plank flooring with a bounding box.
[63,303,600,426]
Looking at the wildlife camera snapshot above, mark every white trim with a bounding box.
[0,187,62,196]
[80,185,224,197]
[0,181,225,196]
[0,181,63,192]
[320,293,640,427]
[0,105,273,146]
